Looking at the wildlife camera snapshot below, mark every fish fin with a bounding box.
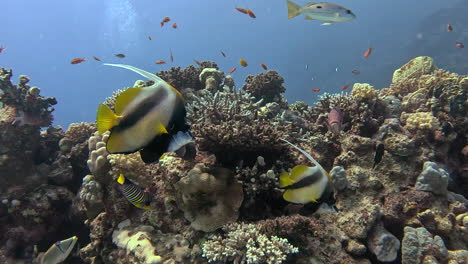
[283,190,298,203]
[103,63,169,87]
[167,131,195,152]
[321,22,332,26]
[168,83,183,99]
[96,103,119,134]
[287,0,302,19]
[305,16,315,20]
[279,171,293,188]
[280,139,323,168]
[114,87,143,115]
[310,196,318,203]
[159,153,166,160]
[290,165,311,181]
[156,122,168,134]
[139,133,172,163]
[117,174,125,184]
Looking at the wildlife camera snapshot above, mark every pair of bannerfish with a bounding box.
[99,64,334,210]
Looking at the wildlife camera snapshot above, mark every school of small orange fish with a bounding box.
[1,9,459,95]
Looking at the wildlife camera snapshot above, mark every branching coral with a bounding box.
[187,88,298,167]
[0,68,57,127]
[242,70,286,106]
[202,222,298,264]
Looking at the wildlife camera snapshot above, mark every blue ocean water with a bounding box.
[0,0,464,127]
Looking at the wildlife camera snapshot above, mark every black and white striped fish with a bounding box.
[116,174,151,209]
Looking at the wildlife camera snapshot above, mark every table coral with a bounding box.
[202,222,298,264]
[0,68,57,127]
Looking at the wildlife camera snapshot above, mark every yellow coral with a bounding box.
[351,83,377,101]
[404,112,439,131]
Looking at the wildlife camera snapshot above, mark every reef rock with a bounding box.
[175,166,243,232]
[415,161,449,196]
[392,56,437,83]
[401,226,448,264]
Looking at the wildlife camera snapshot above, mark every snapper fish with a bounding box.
[279,139,333,204]
[286,0,356,25]
[116,174,151,209]
[96,63,196,163]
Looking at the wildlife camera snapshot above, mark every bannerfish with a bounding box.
[279,139,333,204]
[373,143,384,169]
[41,236,78,264]
[116,174,151,209]
[286,0,356,25]
[96,63,196,163]
[325,106,344,135]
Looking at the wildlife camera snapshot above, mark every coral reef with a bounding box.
[0,68,57,127]
[2,56,468,264]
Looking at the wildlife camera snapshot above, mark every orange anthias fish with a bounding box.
[221,51,226,57]
[260,63,268,70]
[341,84,350,90]
[311,88,321,92]
[235,8,248,14]
[161,17,170,27]
[172,23,178,29]
[239,58,248,67]
[447,24,453,32]
[363,48,372,58]
[155,60,167,64]
[193,60,202,66]
[93,56,101,61]
[170,49,173,63]
[228,67,236,74]
[246,9,256,18]
[71,58,86,64]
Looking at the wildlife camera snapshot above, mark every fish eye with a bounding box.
[316,5,322,8]
[346,10,351,14]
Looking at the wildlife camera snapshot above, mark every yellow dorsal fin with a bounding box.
[156,122,168,135]
[114,87,143,115]
[279,171,293,188]
[159,153,166,160]
[96,103,119,134]
[117,174,125,184]
[290,165,311,181]
[167,83,183,99]
[305,16,315,20]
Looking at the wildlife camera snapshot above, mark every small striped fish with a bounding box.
[117,174,151,209]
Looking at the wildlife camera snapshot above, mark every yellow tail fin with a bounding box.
[287,0,301,19]
[279,171,293,188]
[96,104,119,134]
[156,122,168,135]
[117,174,125,184]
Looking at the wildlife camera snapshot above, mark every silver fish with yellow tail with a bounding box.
[279,139,333,204]
[286,0,356,25]
[96,63,196,163]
